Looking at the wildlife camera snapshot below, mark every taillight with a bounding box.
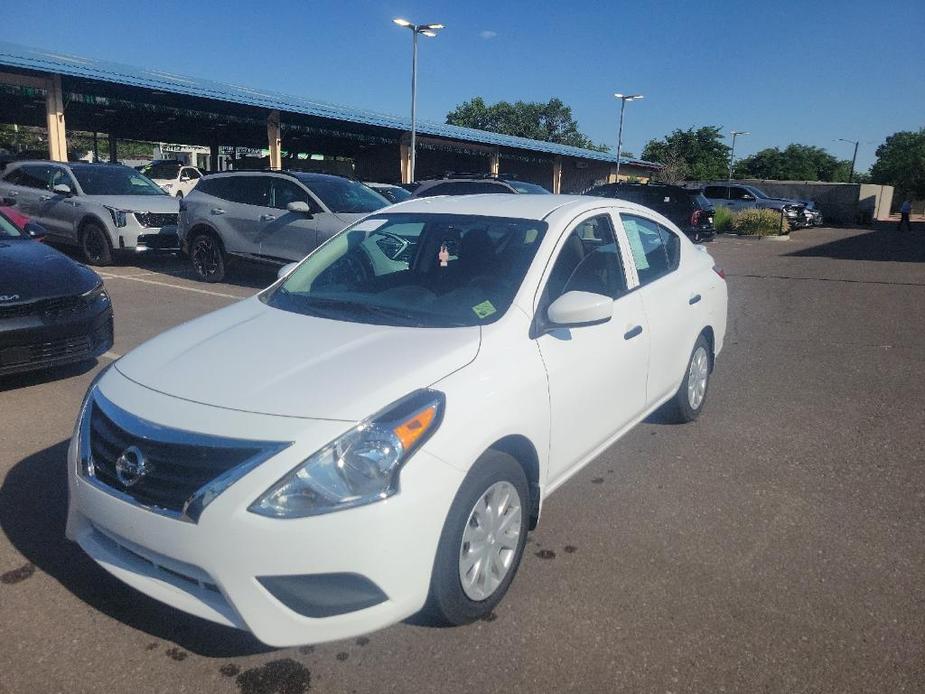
[690,209,702,226]
[713,264,726,280]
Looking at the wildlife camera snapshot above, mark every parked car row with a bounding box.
[701,184,808,230]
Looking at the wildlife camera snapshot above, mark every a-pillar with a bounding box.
[267,110,282,171]
[108,132,118,164]
[45,74,67,162]
[552,156,563,194]
[489,148,500,176]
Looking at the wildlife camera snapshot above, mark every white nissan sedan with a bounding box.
[67,194,727,647]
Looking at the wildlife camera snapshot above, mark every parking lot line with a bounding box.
[96,273,244,300]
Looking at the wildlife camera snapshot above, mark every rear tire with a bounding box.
[189,231,226,283]
[425,451,529,625]
[669,334,712,423]
[80,222,113,266]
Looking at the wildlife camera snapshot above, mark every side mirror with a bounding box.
[286,201,312,215]
[278,262,298,280]
[547,291,613,328]
[53,183,72,196]
[741,193,754,201]
[24,221,47,241]
[180,175,191,182]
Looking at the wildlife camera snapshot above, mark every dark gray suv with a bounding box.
[178,171,389,282]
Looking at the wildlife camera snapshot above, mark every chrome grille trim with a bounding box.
[77,390,290,523]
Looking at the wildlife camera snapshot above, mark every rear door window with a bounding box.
[619,214,673,286]
[218,176,271,207]
[703,186,729,199]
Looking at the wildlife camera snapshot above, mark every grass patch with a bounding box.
[731,208,786,236]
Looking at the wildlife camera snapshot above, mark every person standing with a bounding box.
[898,199,912,232]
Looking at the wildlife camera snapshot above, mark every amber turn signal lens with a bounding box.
[393,404,438,450]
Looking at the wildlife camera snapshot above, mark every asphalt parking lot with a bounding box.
[1,226,923,694]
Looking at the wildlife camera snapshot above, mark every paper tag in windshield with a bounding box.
[472,300,497,319]
[352,218,387,232]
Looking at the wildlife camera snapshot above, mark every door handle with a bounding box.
[688,294,702,305]
[623,325,643,340]
[259,214,277,221]
[210,208,225,215]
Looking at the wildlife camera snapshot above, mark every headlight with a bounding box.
[250,389,445,518]
[81,281,110,306]
[105,207,128,228]
[162,183,173,190]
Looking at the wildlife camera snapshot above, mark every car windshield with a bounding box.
[745,186,770,199]
[263,213,548,328]
[296,175,389,214]
[369,185,412,204]
[506,180,550,194]
[0,212,24,238]
[72,167,167,196]
[141,162,182,180]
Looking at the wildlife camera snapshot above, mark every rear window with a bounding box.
[142,162,182,180]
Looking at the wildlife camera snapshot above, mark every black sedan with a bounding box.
[0,213,113,378]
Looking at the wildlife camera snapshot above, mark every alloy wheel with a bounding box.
[687,345,709,410]
[191,236,219,278]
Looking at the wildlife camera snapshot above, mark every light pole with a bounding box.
[727,129,749,196]
[613,93,643,180]
[837,138,859,183]
[394,18,444,183]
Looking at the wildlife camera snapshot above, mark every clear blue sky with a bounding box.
[3,0,923,171]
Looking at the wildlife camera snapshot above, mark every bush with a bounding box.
[713,205,734,232]
[731,208,786,236]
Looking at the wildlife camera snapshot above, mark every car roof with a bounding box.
[385,194,655,221]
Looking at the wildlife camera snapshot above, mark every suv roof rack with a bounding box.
[439,172,522,181]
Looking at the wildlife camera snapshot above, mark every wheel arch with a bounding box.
[187,223,226,251]
[700,325,715,370]
[78,214,113,240]
[486,435,541,530]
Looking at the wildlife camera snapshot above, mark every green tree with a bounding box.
[446,97,609,152]
[641,126,730,181]
[733,144,851,182]
[870,128,925,198]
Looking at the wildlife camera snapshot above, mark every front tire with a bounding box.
[425,451,529,625]
[80,222,113,266]
[189,231,226,283]
[670,334,712,423]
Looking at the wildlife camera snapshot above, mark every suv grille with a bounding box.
[86,398,283,519]
[134,212,179,228]
[0,295,87,321]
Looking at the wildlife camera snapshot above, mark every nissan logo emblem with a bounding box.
[115,445,149,487]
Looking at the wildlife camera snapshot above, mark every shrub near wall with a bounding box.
[713,205,734,232]
[732,208,786,236]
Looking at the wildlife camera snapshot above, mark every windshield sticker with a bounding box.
[438,243,450,267]
[352,218,388,232]
[622,218,650,270]
[472,300,497,319]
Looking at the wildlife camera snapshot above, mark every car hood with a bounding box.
[115,296,481,421]
[85,195,180,213]
[0,240,100,299]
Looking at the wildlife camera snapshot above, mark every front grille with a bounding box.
[0,334,92,367]
[137,232,180,250]
[134,212,179,228]
[87,400,271,516]
[0,295,87,321]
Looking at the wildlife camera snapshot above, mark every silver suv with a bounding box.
[0,161,180,265]
[179,171,389,282]
[702,184,806,229]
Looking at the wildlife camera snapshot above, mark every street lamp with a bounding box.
[727,129,749,196]
[394,18,444,183]
[613,93,643,180]
[836,138,860,183]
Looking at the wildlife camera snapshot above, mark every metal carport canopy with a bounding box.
[0,40,659,168]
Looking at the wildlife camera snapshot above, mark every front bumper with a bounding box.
[114,216,180,253]
[0,304,112,376]
[66,373,464,646]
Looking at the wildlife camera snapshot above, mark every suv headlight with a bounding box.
[250,390,445,518]
[81,281,110,306]
[105,206,128,228]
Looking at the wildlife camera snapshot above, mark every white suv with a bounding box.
[0,161,180,265]
[140,161,203,198]
[67,194,727,646]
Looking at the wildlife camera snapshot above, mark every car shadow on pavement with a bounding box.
[785,227,925,263]
[0,440,273,658]
[0,360,97,393]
